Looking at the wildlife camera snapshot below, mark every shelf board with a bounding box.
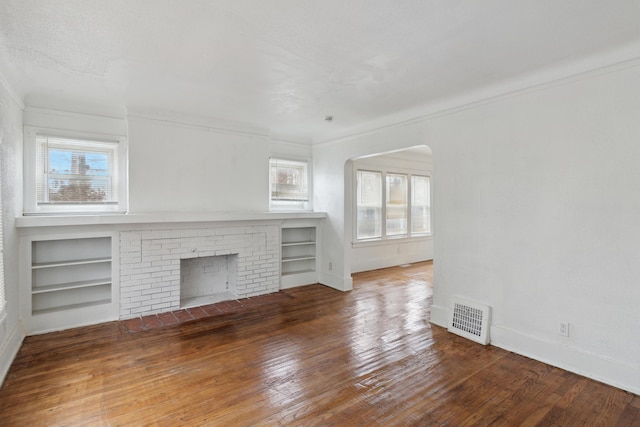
[282,269,316,276]
[282,241,316,247]
[282,255,316,262]
[32,279,112,294]
[32,298,112,315]
[32,257,112,269]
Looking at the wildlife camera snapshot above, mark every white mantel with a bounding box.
[16,211,326,229]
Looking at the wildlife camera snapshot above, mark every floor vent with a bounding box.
[448,298,491,345]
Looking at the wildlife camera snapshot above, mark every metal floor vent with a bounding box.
[448,297,491,345]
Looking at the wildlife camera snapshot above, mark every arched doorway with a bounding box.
[344,145,433,275]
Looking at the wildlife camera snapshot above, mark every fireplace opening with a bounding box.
[180,254,238,308]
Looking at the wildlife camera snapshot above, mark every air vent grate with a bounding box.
[448,298,491,345]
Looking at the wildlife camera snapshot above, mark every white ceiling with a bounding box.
[2,0,640,143]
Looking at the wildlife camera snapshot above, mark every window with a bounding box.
[24,129,127,214]
[356,171,382,239]
[386,173,408,237]
[356,169,431,241]
[411,175,431,235]
[270,158,310,210]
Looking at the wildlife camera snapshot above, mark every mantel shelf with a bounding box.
[17,211,327,228]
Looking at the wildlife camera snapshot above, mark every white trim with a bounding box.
[319,270,353,292]
[127,110,269,138]
[24,106,126,124]
[16,211,327,228]
[352,234,431,248]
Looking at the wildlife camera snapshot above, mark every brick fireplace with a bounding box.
[119,224,280,319]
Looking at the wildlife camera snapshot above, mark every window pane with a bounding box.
[38,136,118,205]
[357,170,382,239]
[270,159,309,201]
[386,173,408,237]
[48,149,111,203]
[411,175,431,234]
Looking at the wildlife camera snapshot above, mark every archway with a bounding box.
[344,145,433,276]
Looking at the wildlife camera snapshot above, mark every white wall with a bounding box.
[0,76,25,383]
[128,117,271,213]
[313,62,640,394]
[350,150,433,273]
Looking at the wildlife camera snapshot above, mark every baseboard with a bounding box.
[430,306,639,395]
[490,324,640,396]
[0,318,25,387]
[319,271,353,292]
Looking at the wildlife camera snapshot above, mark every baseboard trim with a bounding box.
[0,318,25,386]
[490,324,640,396]
[430,306,639,395]
[319,271,353,292]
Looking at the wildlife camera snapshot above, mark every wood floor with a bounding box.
[0,261,637,426]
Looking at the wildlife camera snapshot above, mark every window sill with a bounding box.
[352,234,432,248]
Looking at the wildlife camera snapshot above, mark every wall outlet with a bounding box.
[328,261,333,271]
[558,322,570,337]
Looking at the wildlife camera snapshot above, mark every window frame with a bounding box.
[356,169,383,240]
[24,126,128,215]
[269,157,312,211]
[410,174,431,236]
[354,167,431,243]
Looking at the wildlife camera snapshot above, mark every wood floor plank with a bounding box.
[0,261,635,426]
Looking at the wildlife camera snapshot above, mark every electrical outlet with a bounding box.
[328,261,333,271]
[558,322,570,337]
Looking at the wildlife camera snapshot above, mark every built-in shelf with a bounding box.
[281,241,316,247]
[32,298,113,315]
[23,234,118,334]
[282,255,316,262]
[32,258,111,269]
[280,225,318,288]
[32,279,112,294]
[282,269,315,277]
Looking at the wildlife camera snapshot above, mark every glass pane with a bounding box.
[270,160,308,201]
[357,171,382,239]
[411,175,431,234]
[386,174,408,236]
[47,148,112,203]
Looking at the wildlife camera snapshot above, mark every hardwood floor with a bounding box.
[0,261,637,426]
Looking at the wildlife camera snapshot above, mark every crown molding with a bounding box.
[0,72,25,110]
[313,41,640,146]
[126,107,269,138]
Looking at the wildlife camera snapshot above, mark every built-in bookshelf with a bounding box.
[280,225,318,288]
[23,233,119,333]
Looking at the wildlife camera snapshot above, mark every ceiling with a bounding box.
[2,0,640,143]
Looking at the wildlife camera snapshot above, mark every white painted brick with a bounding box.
[122,301,143,310]
[151,302,171,310]
[130,273,151,281]
[121,290,142,298]
[120,223,281,319]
